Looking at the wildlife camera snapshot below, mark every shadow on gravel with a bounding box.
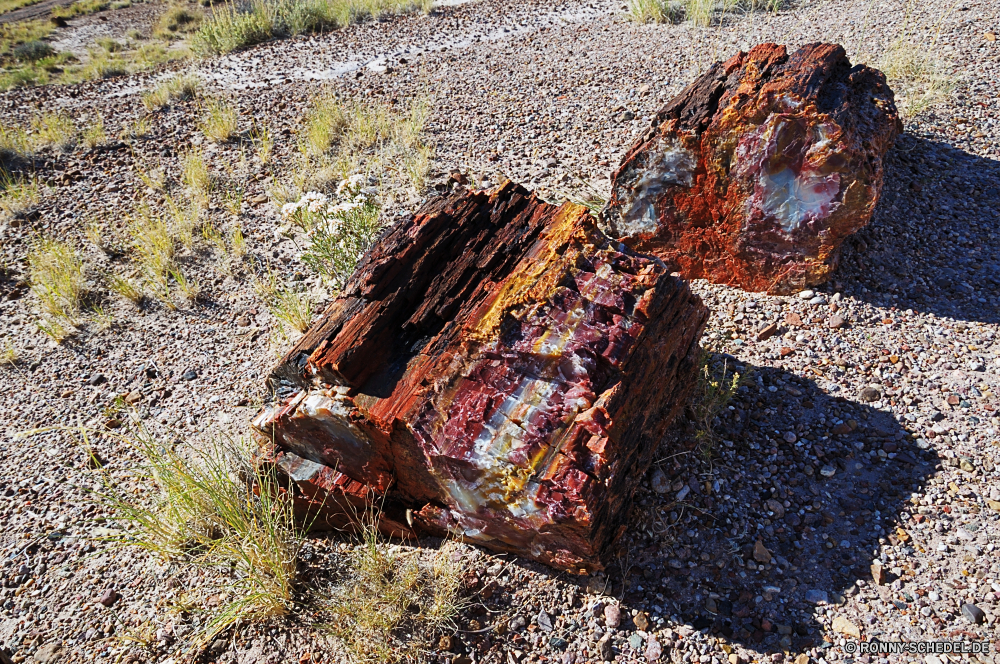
[463,358,941,661]
[835,133,1000,325]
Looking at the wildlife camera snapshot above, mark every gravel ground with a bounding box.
[1,0,999,662]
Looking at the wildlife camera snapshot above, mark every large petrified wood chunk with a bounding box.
[253,182,707,572]
[603,42,902,294]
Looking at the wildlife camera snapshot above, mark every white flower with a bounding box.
[336,174,366,197]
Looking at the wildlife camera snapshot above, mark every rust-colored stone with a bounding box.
[603,43,902,294]
[254,182,707,572]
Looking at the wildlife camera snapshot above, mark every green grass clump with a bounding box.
[193,0,428,55]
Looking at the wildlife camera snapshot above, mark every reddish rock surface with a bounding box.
[253,182,707,572]
[603,42,902,294]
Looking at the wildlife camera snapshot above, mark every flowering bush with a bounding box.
[281,175,383,290]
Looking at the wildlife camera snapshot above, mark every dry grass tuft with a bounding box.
[129,204,177,300]
[878,40,953,118]
[30,112,77,151]
[627,0,780,26]
[107,272,144,304]
[95,429,306,648]
[253,269,314,333]
[180,148,212,204]
[82,114,108,148]
[0,172,40,219]
[199,96,239,142]
[0,121,31,163]
[141,73,200,111]
[28,237,85,337]
[154,3,204,39]
[322,519,468,664]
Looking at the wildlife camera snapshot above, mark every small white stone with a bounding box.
[798,290,815,299]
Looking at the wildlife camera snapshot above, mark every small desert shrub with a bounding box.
[141,72,200,110]
[12,40,54,62]
[199,96,238,142]
[30,112,76,151]
[301,199,381,289]
[96,429,306,647]
[253,269,314,333]
[878,40,953,118]
[28,237,85,327]
[690,353,746,456]
[323,520,467,664]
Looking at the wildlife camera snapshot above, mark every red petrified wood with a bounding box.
[603,42,902,294]
[254,182,707,573]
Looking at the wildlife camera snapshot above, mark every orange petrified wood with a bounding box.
[253,182,707,573]
[603,42,902,294]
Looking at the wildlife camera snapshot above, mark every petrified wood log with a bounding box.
[603,42,902,294]
[253,182,707,572]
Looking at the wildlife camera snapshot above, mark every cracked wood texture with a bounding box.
[253,182,707,573]
[603,42,903,294]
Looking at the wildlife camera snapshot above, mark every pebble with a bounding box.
[961,603,986,624]
[537,608,553,632]
[650,467,669,494]
[804,590,828,605]
[604,603,621,629]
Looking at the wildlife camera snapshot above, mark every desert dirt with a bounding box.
[1,0,1000,662]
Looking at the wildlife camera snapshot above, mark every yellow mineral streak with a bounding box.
[467,203,588,344]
